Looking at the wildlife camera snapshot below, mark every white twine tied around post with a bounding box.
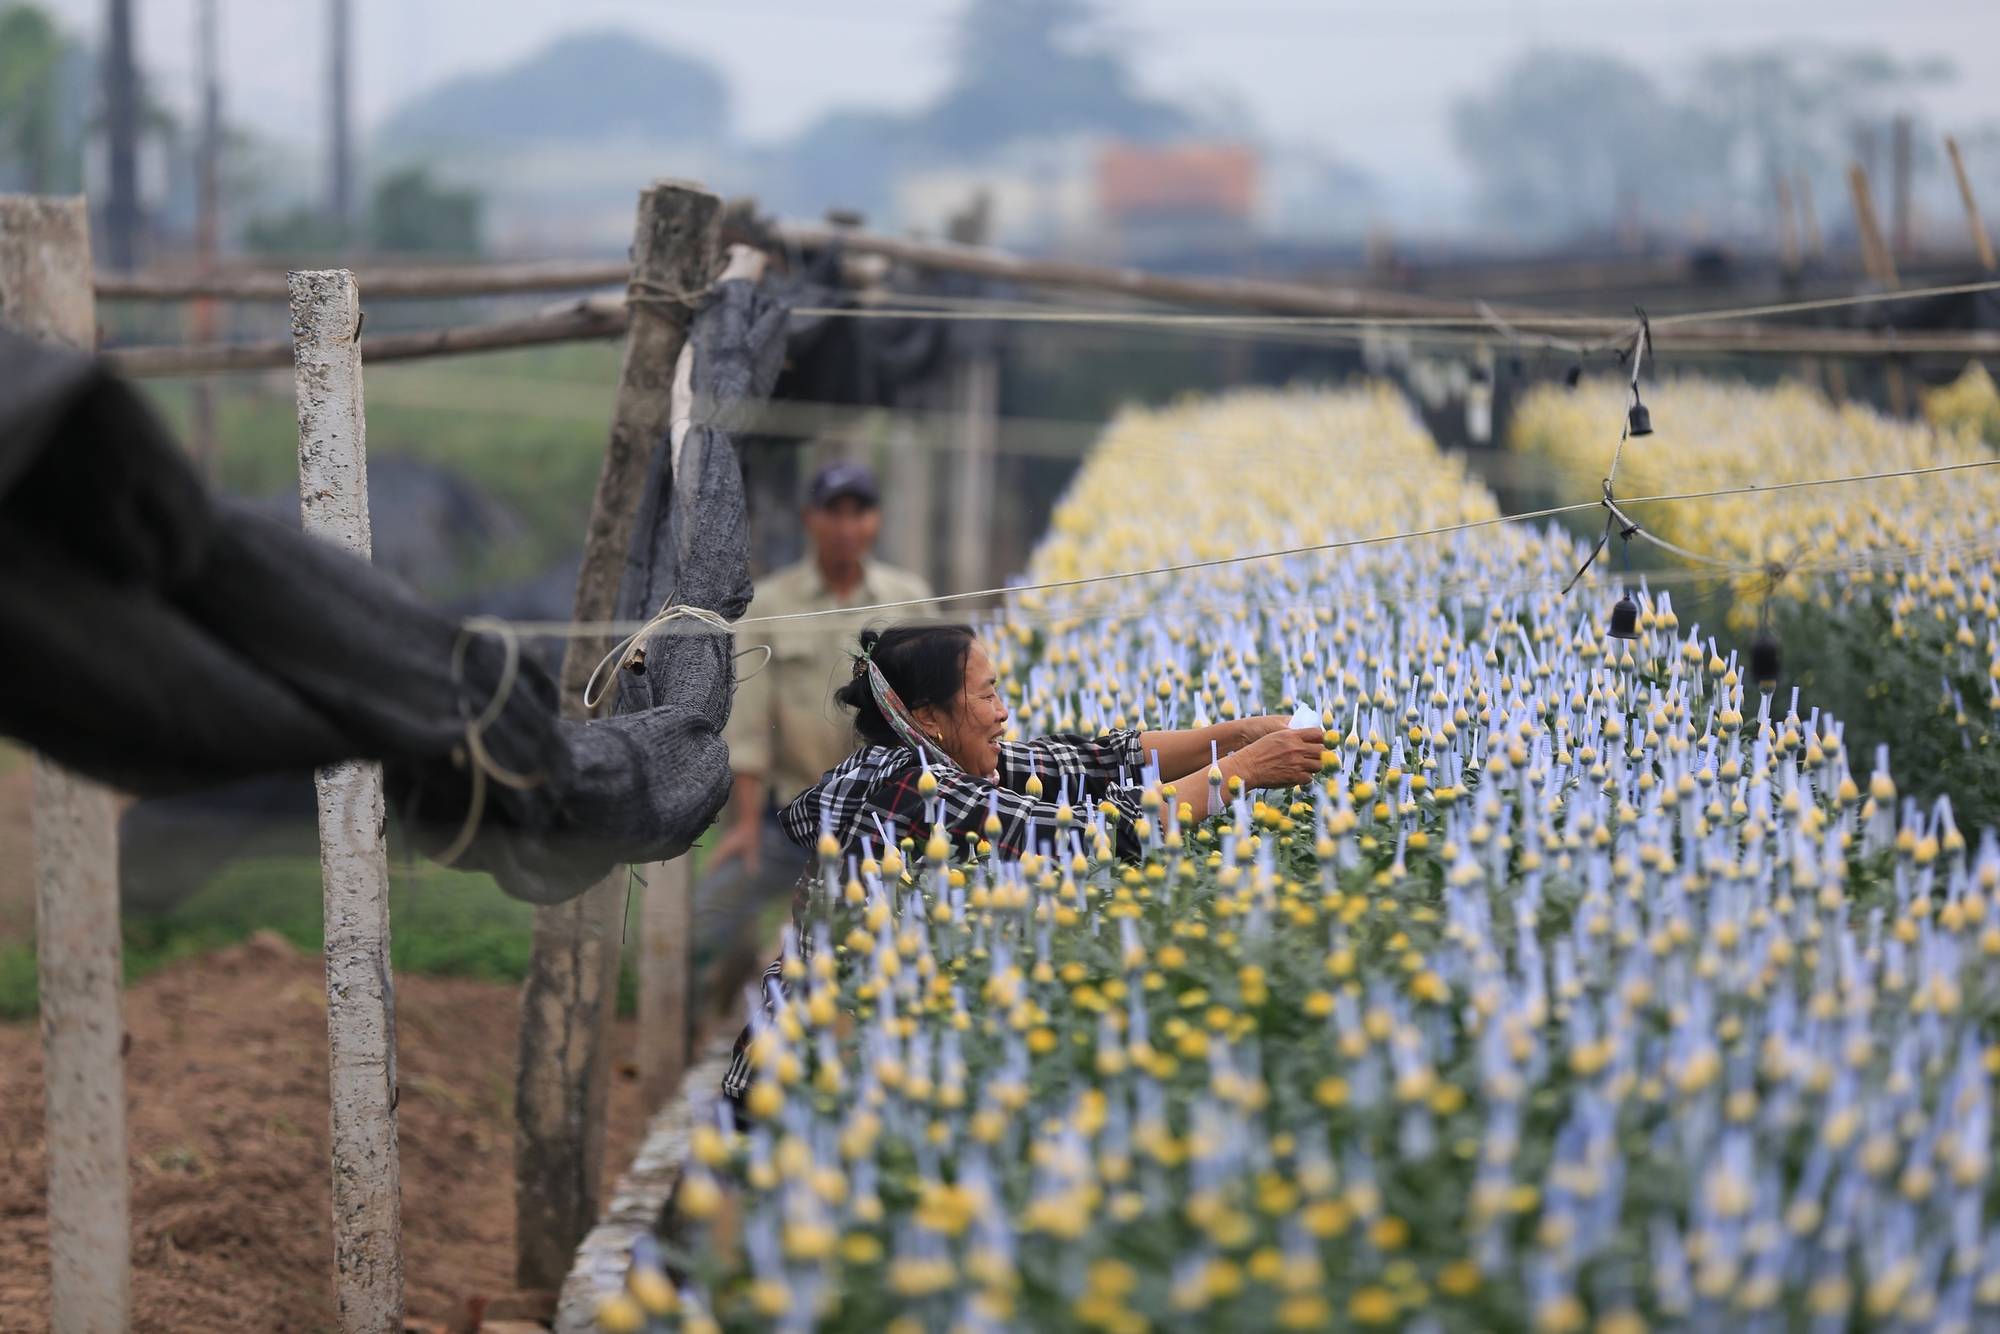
[437,615,548,867]
[431,605,770,868]
[584,604,772,716]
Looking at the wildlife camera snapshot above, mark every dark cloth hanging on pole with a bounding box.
[0,277,783,906]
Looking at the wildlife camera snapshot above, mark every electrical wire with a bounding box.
[785,276,2000,335]
[491,453,2000,643]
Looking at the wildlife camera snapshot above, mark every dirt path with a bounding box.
[0,931,647,1334]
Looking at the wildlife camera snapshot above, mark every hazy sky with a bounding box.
[38,0,2000,213]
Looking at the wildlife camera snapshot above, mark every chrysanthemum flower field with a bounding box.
[602,382,2000,1334]
[1513,374,2000,833]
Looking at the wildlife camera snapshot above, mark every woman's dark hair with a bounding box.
[834,622,978,747]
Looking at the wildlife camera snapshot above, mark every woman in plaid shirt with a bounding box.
[787,623,1323,863]
[720,621,1323,1101]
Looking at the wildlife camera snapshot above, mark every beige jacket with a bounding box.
[723,557,935,804]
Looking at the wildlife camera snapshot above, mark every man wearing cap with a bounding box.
[699,460,934,991]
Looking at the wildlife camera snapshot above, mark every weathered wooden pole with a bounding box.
[1945,135,1997,274]
[2,193,131,1334]
[883,413,935,583]
[1795,166,1826,265]
[1848,162,1899,290]
[636,856,691,1112]
[947,349,999,596]
[1773,169,1801,276]
[290,268,403,1334]
[515,180,721,1290]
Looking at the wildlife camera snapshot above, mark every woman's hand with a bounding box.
[1231,715,1294,751]
[1142,715,1318,788]
[1228,726,1325,789]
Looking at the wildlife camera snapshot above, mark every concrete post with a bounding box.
[2,192,132,1334]
[290,267,403,1334]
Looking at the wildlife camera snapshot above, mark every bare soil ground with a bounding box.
[0,930,646,1334]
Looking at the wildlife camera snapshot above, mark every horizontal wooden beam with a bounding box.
[103,301,629,376]
[99,293,2000,379]
[95,258,629,301]
[776,220,1504,322]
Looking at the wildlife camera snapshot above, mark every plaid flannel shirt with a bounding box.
[720,729,1150,1099]
[780,729,1150,863]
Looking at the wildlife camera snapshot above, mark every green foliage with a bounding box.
[0,3,79,191]
[243,204,351,260]
[0,823,723,1023]
[2,857,541,1022]
[369,166,483,257]
[1774,591,2000,835]
[137,344,619,591]
[0,938,35,1022]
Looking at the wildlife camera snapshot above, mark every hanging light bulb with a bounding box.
[1608,594,1640,639]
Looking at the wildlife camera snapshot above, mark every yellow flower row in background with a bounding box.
[1020,383,1502,608]
[1509,370,2000,590]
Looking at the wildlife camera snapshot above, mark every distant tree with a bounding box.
[242,205,349,258]
[914,0,1188,158]
[380,31,728,147]
[1453,50,1717,240]
[0,4,80,192]
[369,166,481,257]
[1457,45,1956,243]
[1695,47,1951,194]
[772,110,910,224]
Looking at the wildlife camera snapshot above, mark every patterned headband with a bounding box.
[856,650,951,767]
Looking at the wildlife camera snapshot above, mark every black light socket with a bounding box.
[1749,633,1781,690]
[1628,401,1653,436]
[1564,364,1583,387]
[1608,595,1640,639]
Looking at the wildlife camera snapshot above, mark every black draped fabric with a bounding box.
[0,274,781,906]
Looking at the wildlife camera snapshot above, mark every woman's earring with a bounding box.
[931,729,945,743]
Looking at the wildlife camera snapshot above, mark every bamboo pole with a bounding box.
[1849,163,1900,290]
[1773,170,1801,276]
[1892,115,1915,260]
[1796,167,1826,265]
[95,300,2000,381]
[948,348,1000,597]
[290,268,403,1334]
[1945,136,1996,274]
[103,299,628,376]
[776,220,1524,321]
[96,257,630,301]
[514,180,721,1291]
[1,193,131,1334]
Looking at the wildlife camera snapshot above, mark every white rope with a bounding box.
[581,603,735,710]
[435,615,548,868]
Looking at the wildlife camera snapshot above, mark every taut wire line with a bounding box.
[781,277,2000,335]
[483,454,2000,643]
